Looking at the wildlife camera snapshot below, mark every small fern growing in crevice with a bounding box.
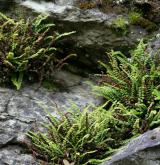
[27,102,135,165]
[0,12,75,89]
[93,40,160,132]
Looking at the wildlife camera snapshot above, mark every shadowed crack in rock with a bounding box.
[4,93,14,114]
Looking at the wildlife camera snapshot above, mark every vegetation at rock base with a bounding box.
[78,0,158,33]
[0,12,75,89]
[28,102,135,165]
[28,40,160,165]
[0,1,160,164]
[93,40,160,132]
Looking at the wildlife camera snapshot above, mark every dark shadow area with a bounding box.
[0,0,15,11]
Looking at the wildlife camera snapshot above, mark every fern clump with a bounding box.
[0,12,75,89]
[93,40,160,132]
[28,102,135,165]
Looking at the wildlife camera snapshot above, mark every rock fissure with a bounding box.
[4,94,14,114]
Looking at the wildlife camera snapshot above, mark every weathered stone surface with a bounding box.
[0,70,102,165]
[134,0,160,23]
[2,0,158,71]
[0,146,39,165]
[101,127,160,165]
[147,33,160,57]
[17,0,151,69]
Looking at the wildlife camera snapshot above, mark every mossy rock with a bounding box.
[130,17,158,32]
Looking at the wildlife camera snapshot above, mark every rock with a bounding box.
[13,0,153,70]
[2,0,159,71]
[134,0,160,23]
[0,146,39,165]
[147,32,160,57]
[0,70,102,164]
[2,0,158,72]
[101,127,160,165]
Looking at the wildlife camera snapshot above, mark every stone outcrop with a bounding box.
[18,0,156,69]
[101,127,160,165]
[134,0,160,23]
[0,1,160,164]
[1,0,159,71]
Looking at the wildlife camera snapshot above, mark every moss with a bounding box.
[79,2,96,9]
[128,11,142,25]
[128,10,158,32]
[130,16,158,32]
[111,17,128,35]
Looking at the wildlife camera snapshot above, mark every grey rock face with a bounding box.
[0,71,102,165]
[2,0,159,71]
[101,127,160,165]
[147,34,160,57]
[19,0,149,68]
[0,146,39,165]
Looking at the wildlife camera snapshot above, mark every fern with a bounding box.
[27,102,135,165]
[94,40,159,105]
[93,39,160,132]
[11,72,23,90]
[0,12,75,89]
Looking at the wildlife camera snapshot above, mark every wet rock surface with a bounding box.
[101,127,160,165]
[0,71,102,165]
